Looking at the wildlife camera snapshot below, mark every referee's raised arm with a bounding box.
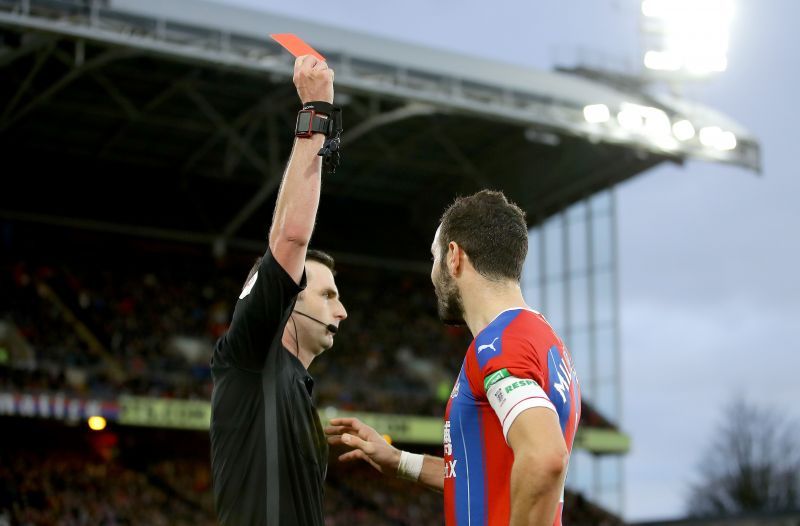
[268,55,334,284]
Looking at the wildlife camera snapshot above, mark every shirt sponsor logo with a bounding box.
[477,336,499,354]
[445,459,458,479]
[504,379,537,394]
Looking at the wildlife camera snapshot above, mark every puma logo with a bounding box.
[477,337,499,354]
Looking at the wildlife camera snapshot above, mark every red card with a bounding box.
[270,33,325,62]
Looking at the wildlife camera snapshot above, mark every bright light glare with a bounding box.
[88,416,107,431]
[642,0,733,75]
[699,126,722,146]
[672,119,696,141]
[618,109,644,131]
[718,130,737,150]
[617,103,671,138]
[583,104,610,123]
[644,50,682,71]
[644,109,672,137]
[699,126,737,150]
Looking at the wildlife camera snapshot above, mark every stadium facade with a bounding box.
[0,0,761,517]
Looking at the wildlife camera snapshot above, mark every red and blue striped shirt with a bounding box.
[443,308,581,526]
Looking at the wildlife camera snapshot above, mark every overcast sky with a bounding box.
[222,0,800,520]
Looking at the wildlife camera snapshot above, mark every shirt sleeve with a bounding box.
[476,334,547,393]
[212,248,306,371]
[475,334,557,442]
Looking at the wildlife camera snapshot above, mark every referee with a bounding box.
[210,55,346,526]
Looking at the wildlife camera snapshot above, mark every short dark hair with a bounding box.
[245,249,336,284]
[306,249,336,275]
[439,190,528,281]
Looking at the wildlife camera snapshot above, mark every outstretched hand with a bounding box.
[293,54,334,104]
[325,417,401,475]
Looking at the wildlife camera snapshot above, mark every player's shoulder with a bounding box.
[504,309,559,341]
[479,308,554,342]
[469,308,541,364]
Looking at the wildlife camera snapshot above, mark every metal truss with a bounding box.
[0,0,760,172]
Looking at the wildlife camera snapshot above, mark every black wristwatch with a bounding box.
[295,101,337,138]
[294,100,343,174]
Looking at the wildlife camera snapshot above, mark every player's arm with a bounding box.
[481,336,569,526]
[507,409,569,526]
[268,55,333,284]
[325,417,444,492]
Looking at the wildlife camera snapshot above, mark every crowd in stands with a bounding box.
[1,253,619,424]
[0,450,215,526]
[1,253,624,524]
[0,436,621,526]
[1,256,469,416]
[1,412,624,526]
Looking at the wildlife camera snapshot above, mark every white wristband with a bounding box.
[396,451,424,481]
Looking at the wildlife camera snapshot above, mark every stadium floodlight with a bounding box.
[699,126,737,150]
[584,104,611,123]
[617,107,644,131]
[654,135,680,151]
[642,0,734,76]
[617,103,671,137]
[644,50,682,71]
[672,119,696,141]
[717,130,737,150]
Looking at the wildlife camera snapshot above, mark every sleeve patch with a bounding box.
[487,375,557,442]
[483,368,511,391]
[239,271,258,299]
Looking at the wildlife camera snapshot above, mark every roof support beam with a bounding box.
[0,40,54,124]
[224,113,261,178]
[428,121,492,187]
[184,85,271,177]
[179,88,296,175]
[214,112,282,254]
[96,75,194,159]
[342,102,436,146]
[0,46,134,132]
[0,32,55,67]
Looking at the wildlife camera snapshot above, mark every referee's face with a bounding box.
[296,261,347,354]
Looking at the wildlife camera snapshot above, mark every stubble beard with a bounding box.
[435,270,465,326]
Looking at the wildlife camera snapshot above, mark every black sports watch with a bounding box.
[295,101,337,138]
[294,100,343,174]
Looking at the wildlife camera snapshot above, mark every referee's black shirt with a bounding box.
[210,249,328,526]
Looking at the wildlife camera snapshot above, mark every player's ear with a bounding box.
[448,241,462,277]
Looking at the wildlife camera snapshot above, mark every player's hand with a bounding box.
[293,55,334,104]
[325,417,401,475]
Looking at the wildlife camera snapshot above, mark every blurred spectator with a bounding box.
[1,258,470,416]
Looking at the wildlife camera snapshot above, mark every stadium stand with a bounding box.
[2,247,620,427]
[0,418,623,525]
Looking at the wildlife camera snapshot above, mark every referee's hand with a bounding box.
[293,54,334,104]
[325,417,401,475]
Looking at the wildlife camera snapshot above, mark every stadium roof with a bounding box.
[0,0,761,264]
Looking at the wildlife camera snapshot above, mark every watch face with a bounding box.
[296,111,312,133]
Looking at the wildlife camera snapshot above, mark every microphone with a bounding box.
[294,310,338,334]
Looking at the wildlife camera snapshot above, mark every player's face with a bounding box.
[431,226,465,326]
[296,261,347,354]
